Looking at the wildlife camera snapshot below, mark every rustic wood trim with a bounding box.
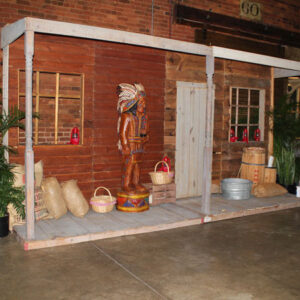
[202,55,214,214]
[24,30,35,240]
[81,74,85,145]
[274,69,300,78]
[213,47,300,71]
[2,46,9,161]
[34,71,40,145]
[18,198,300,251]
[259,89,265,141]
[1,18,25,48]
[54,73,59,144]
[25,17,212,56]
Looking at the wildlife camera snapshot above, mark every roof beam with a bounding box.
[274,68,300,78]
[213,46,300,71]
[2,18,300,72]
[1,18,25,48]
[25,17,212,56]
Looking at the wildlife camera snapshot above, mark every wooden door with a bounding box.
[175,82,207,198]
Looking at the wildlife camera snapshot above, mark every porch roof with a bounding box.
[1,17,300,75]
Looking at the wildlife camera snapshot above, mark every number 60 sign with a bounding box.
[240,0,262,21]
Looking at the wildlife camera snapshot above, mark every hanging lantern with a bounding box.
[70,127,80,145]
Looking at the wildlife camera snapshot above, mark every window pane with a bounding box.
[238,89,248,105]
[238,107,248,124]
[249,126,259,141]
[59,74,81,97]
[250,90,259,105]
[250,107,259,124]
[231,106,236,124]
[232,88,237,105]
[57,98,81,145]
[237,126,245,141]
[39,72,57,95]
[38,97,56,145]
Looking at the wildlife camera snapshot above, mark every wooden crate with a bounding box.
[145,183,176,206]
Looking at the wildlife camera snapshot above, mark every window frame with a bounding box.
[18,69,85,146]
[229,86,265,142]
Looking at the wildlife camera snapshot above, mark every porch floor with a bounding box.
[15,193,300,250]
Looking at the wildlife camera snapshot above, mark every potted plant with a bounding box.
[0,90,26,237]
[269,95,300,192]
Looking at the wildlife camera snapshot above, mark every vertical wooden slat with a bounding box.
[55,73,60,144]
[2,46,9,161]
[268,67,274,156]
[176,82,206,199]
[24,30,35,240]
[81,74,85,144]
[202,55,215,215]
[34,71,40,145]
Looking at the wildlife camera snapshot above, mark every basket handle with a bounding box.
[154,160,169,174]
[94,186,112,199]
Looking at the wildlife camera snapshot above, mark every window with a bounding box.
[18,70,84,145]
[230,87,265,141]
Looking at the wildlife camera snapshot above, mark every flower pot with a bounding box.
[0,214,9,238]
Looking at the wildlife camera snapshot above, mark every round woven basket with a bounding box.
[149,161,174,185]
[90,187,116,213]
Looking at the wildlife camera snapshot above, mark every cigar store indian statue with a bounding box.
[116,83,150,212]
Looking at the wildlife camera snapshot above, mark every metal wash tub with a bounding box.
[221,178,253,200]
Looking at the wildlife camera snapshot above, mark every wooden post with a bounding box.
[24,30,35,240]
[268,67,274,156]
[2,46,9,161]
[202,55,215,215]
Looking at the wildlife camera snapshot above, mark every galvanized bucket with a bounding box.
[221,178,253,200]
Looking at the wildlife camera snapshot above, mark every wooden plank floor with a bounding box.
[15,194,300,250]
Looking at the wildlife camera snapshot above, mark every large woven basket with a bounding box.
[90,187,116,213]
[149,161,174,185]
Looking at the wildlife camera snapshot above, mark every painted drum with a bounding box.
[117,192,150,212]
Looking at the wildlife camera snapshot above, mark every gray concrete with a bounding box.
[1,208,300,300]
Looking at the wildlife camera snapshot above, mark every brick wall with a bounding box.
[0,1,299,44]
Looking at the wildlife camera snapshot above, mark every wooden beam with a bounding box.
[24,30,35,240]
[2,46,9,161]
[174,4,300,48]
[202,55,215,215]
[212,47,300,71]
[195,29,285,58]
[274,68,300,78]
[2,17,300,72]
[25,17,212,57]
[1,18,25,48]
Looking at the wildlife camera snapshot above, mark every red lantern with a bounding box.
[254,128,260,141]
[242,128,248,143]
[230,128,238,142]
[70,127,80,145]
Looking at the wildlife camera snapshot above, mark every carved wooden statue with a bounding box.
[116,83,150,212]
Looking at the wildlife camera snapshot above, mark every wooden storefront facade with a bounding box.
[1,15,300,243]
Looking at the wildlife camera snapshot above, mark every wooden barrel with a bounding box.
[240,147,265,186]
[264,167,277,183]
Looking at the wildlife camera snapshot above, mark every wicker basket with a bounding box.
[90,187,116,213]
[149,161,174,185]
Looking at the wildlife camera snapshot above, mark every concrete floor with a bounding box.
[1,208,300,300]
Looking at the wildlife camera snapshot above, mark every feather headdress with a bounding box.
[116,83,146,150]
